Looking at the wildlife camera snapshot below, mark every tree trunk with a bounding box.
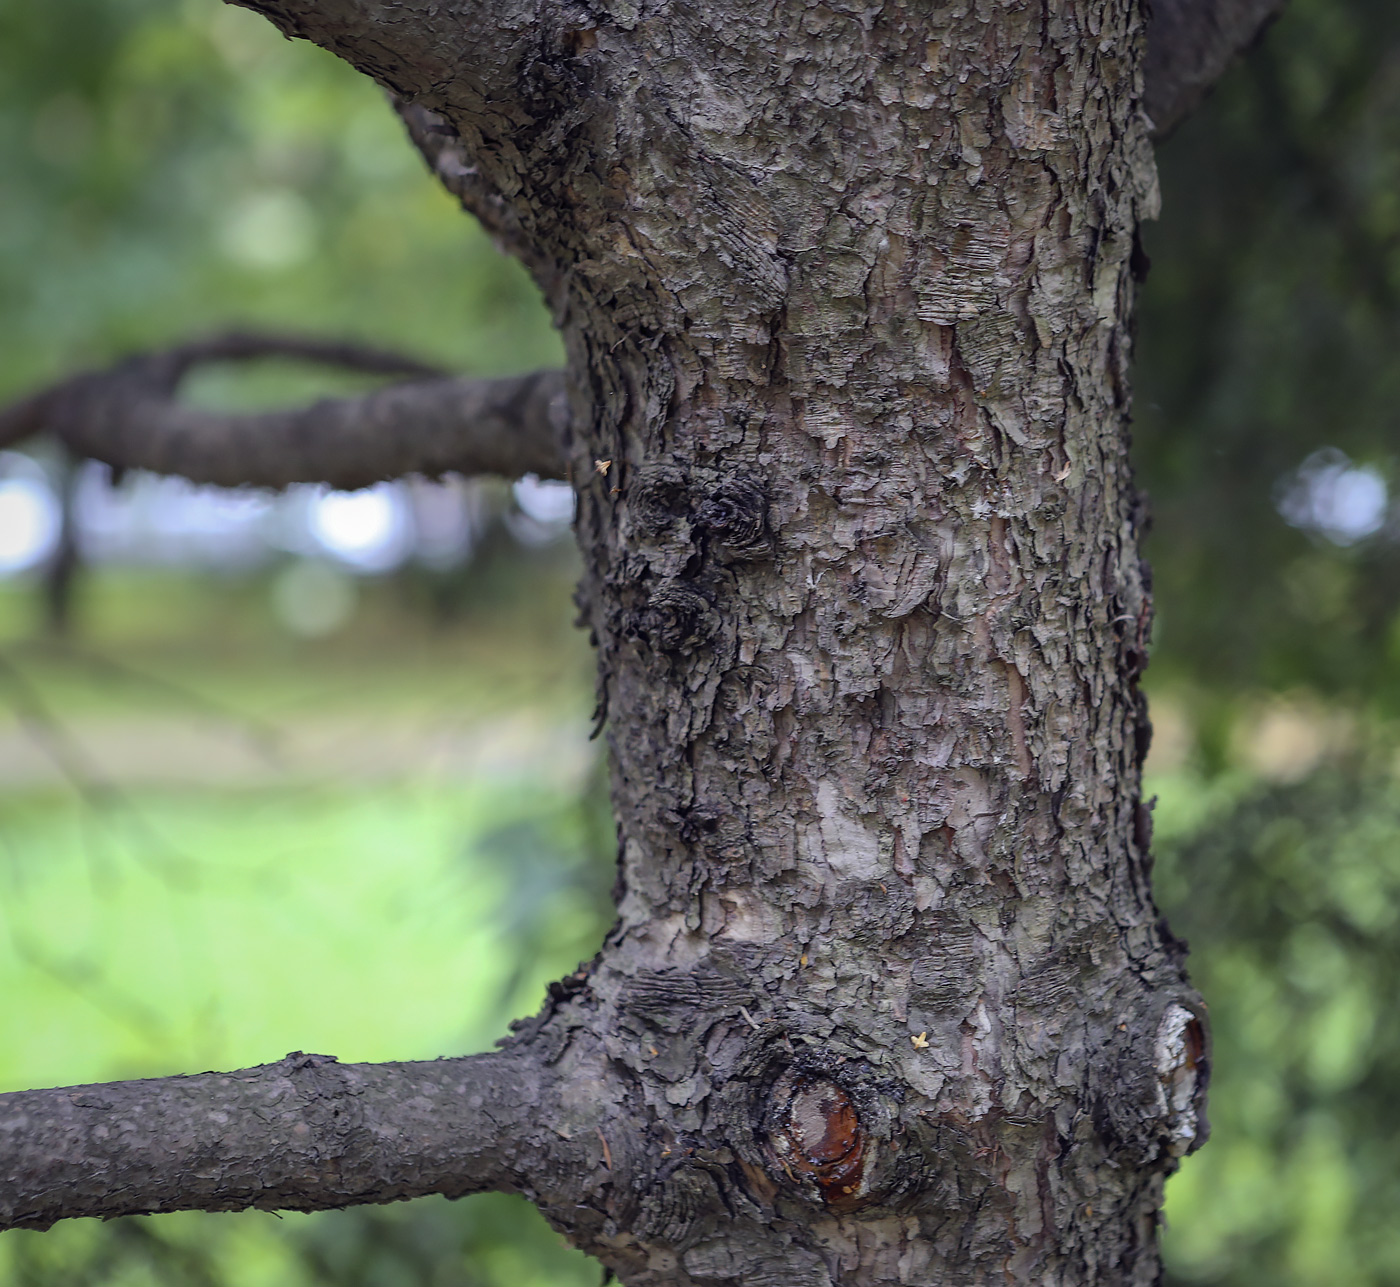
[404,1,1203,1280]
[1,1,1220,1281]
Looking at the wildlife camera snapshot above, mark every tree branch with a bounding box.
[0,334,567,489]
[225,0,550,121]
[0,1049,548,1232]
[1144,0,1287,137]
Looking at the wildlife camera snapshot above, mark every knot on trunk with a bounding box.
[1154,1004,1207,1157]
[629,581,717,653]
[765,1070,871,1211]
[627,464,693,541]
[696,476,768,558]
[622,465,768,565]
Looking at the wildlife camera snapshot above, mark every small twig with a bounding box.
[595,1126,613,1171]
[18,639,282,763]
[0,918,171,1047]
[0,651,201,889]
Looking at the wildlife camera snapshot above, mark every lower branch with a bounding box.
[0,1048,549,1232]
[0,333,568,489]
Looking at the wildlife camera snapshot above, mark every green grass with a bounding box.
[0,558,606,1286]
[0,779,608,1089]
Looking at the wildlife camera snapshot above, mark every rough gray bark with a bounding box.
[0,1048,596,1232]
[0,0,1234,1282]
[0,335,566,488]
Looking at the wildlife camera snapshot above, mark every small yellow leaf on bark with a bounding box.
[911,1031,929,1050]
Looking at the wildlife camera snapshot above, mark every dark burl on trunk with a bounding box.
[0,0,1257,1281]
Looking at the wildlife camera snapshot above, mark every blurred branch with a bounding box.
[0,651,201,888]
[41,446,81,634]
[0,334,568,489]
[14,639,282,761]
[0,1048,572,1232]
[0,924,173,1050]
[0,650,123,812]
[1145,0,1288,137]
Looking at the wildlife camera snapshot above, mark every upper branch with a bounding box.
[0,334,567,489]
[225,0,553,119]
[1144,0,1287,137]
[0,1050,546,1232]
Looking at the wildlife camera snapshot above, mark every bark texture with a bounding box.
[1,1,1219,1283]
[0,1048,597,1231]
[236,1,1207,1281]
[0,335,566,488]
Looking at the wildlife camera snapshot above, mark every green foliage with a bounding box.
[1137,0,1400,702]
[1156,766,1400,1285]
[0,1197,597,1287]
[1137,0,1400,1279]
[0,0,562,395]
[0,16,585,1281]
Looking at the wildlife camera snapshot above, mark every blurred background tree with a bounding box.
[1,0,1400,1282]
[1136,0,1400,1281]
